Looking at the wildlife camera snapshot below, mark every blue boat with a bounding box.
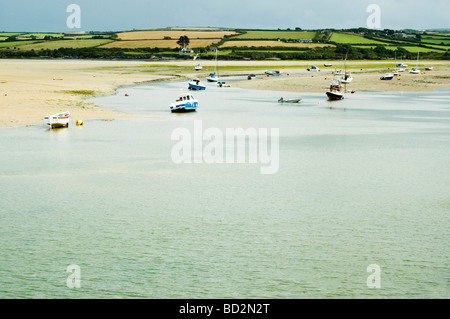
[170,94,198,113]
[206,72,219,82]
[265,69,283,76]
[188,78,206,90]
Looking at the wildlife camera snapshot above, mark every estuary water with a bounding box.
[0,78,449,298]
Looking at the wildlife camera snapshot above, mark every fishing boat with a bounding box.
[188,78,206,90]
[326,79,344,100]
[206,49,219,82]
[380,73,394,80]
[44,111,70,129]
[409,51,421,74]
[170,94,198,113]
[278,97,301,103]
[265,69,283,76]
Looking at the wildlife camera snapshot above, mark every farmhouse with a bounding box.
[179,48,194,53]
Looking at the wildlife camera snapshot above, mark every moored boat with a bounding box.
[188,78,206,90]
[326,79,344,100]
[380,73,394,80]
[278,97,301,103]
[170,94,198,113]
[265,69,283,76]
[193,63,203,71]
[44,111,70,129]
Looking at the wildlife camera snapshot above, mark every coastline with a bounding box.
[1,59,449,128]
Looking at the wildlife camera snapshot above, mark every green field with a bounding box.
[330,33,387,44]
[0,41,37,48]
[422,38,450,45]
[14,39,113,51]
[234,30,317,40]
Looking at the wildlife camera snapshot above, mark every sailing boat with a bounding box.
[193,54,202,71]
[409,51,420,74]
[340,54,353,84]
[206,48,219,82]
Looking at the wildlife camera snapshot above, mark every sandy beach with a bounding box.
[1,59,449,128]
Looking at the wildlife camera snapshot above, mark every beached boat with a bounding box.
[409,51,421,74]
[247,74,256,80]
[44,111,70,129]
[324,63,332,67]
[206,49,220,82]
[396,63,408,68]
[265,69,283,76]
[193,63,202,71]
[217,81,231,87]
[425,67,433,71]
[188,78,206,90]
[170,94,198,113]
[307,65,320,71]
[380,73,394,80]
[326,79,344,100]
[278,97,301,103]
[341,72,353,84]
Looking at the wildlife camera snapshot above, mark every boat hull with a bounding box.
[44,112,70,129]
[170,101,198,113]
[188,82,206,90]
[326,91,344,100]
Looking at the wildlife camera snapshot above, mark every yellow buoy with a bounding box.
[397,77,400,80]
[76,120,83,126]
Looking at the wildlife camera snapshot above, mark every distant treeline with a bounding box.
[0,45,449,60]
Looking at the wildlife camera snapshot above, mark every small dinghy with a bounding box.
[44,111,70,129]
[278,97,301,103]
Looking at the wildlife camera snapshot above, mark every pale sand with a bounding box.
[1,59,449,128]
[0,59,176,128]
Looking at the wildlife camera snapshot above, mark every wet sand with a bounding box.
[1,59,449,128]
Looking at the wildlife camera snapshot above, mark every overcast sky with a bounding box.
[0,0,449,32]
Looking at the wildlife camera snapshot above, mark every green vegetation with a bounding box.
[330,33,387,44]
[0,28,449,60]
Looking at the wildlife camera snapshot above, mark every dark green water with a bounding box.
[0,79,449,298]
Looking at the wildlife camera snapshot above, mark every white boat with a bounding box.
[193,63,202,71]
[188,78,206,90]
[341,72,353,84]
[206,49,220,82]
[217,81,231,87]
[380,73,394,80]
[44,111,70,129]
[409,51,421,74]
[324,63,332,67]
[396,63,408,68]
[170,94,198,113]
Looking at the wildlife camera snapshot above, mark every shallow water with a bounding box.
[1,78,449,298]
